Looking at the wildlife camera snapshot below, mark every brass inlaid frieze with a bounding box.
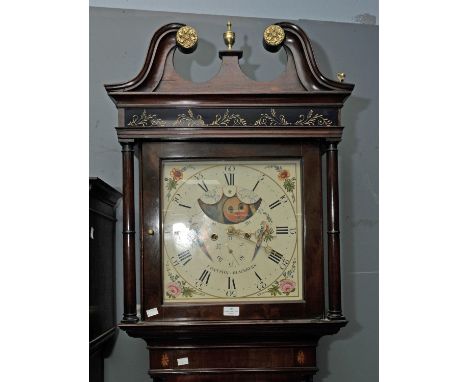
[126,108,336,127]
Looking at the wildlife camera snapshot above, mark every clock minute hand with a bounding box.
[251,224,268,262]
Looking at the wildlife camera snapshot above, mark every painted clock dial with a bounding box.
[162,160,303,303]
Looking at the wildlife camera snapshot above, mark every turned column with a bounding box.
[326,142,345,320]
[121,142,139,323]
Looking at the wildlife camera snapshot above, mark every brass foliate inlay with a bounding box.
[297,350,305,365]
[263,24,285,47]
[176,26,198,49]
[161,353,169,368]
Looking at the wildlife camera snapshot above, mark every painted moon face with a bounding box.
[198,194,262,225]
[222,196,250,223]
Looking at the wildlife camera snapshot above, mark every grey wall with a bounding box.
[90,0,379,25]
[90,7,378,382]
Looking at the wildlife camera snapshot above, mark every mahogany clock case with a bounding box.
[91,9,378,382]
[95,8,378,381]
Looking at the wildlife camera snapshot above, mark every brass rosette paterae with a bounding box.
[263,24,285,51]
[176,25,198,51]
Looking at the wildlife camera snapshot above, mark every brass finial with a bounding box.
[264,25,285,47]
[337,72,346,83]
[176,25,198,50]
[223,21,235,50]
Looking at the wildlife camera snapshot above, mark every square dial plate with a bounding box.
[161,159,303,304]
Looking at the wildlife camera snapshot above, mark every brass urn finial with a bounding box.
[337,72,346,83]
[223,21,235,50]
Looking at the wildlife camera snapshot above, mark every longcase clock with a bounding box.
[105,21,354,382]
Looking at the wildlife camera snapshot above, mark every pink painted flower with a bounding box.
[278,169,290,180]
[279,279,296,294]
[166,282,182,297]
[170,168,183,181]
